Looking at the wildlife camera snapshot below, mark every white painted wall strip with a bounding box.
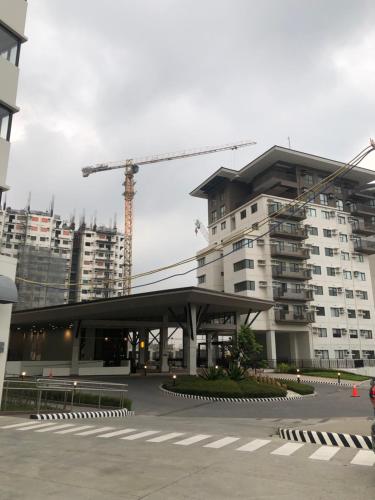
[121,430,160,441]
[236,439,271,452]
[203,437,240,449]
[0,421,41,429]
[55,425,94,434]
[309,446,340,461]
[174,434,212,446]
[147,432,185,443]
[97,428,137,438]
[75,426,114,436]
[34,424,75,433]
[271,442,304,456]
[350,450,375,466]
[17,422,58,431]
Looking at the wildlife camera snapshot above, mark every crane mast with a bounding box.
[82,139,256,295]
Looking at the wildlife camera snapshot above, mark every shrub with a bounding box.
[200,366,226,381]
[226,365,247,381]
[276,363,296,373]
[278,379,314,395]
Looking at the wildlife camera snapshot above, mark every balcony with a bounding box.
[273,288,313,301]
[349,203,375,216]
[274,310,315,324]
[272,266,312,280]
[269,223,307,240]
[268,205,306,221]
[353,238,375,255]
[350,220,375,236]
[271,245,309,260]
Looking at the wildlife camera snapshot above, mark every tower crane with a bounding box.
[82,139,256,295]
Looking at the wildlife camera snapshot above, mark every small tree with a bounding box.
[226,325,263,370]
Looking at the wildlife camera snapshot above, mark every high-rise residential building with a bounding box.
[0,0,28,404]
[191,146,375,366]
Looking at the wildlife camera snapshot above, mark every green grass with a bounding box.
[298,369,369,382]
[163,376,287,398]
[278,379,315,395]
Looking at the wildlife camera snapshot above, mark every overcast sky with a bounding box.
[6,0,375,291]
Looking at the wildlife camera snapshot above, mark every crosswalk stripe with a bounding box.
[121,430,160,441]
[309,446,340,461]
[236,439,271,452]
[0,421,41,430]
[34,424,75,433]
[55,425,94,434]
[75,427,114,436]
[174,434,212,446]
[204,437,240,449]
[147,432,185,443]
[350,450,375,466]
[17,422,58,431]
[97,428,137,438]
[271,442,304,456]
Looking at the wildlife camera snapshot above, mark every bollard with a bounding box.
[297,374,301,384]
[144,365,147,376]
[337,372,341,385]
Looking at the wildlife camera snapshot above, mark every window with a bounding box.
[197,275,206,284]
[85,242,91,247]
[345,289,354,299]
[320,193,329,206]
[334,349,346,359]
[332,329,342,338]
[315,349,329,359]
[362,350,375,359]
[347,309,356,318]
[358,254,364,262]
[325,248,334,257]
[219,205,226,217]
[336,199,344,210]
[322,210,331,219]
[357,290,368,300]
[233,259,254,272]
[233,238,253,251]
[326,267,336,276]
[212,226,217,235]
[323,228,332,237]
[339,233,348,243]
[211,210,217,222]
[360,330,373,339]
[231,216,236,231]
[350,329,358,339]
[234,280,255,293]
[312,265,321,275]
[221,221,226,230]
[197,257,205,267]
[316,306,325,316]
[311,245,320,255]
[362,310,371,319]
[251,203,258,213]
[0,24,21,65]
[306,207,316,217]
[328,287,337,296]
[357,272,366,281]
[338,215,346,224]
[331,307,340,317]
[240,209,246,220]
[314,285,323,295]
[341,251,350,261]
[305,174,314,185]
[343,270,352,279]
[308,226,318,236]
[0,104,12,141]
[317,328,327,337]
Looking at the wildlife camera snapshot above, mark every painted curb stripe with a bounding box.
[29,408,134,420]
[279,427,373,450]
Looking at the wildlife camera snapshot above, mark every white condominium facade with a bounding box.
[191,146,375,366]
[0,0,28,405]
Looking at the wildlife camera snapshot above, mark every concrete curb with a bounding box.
[160,385,316,403]
[271,374,356,387]
[29,408,134,420]
[279,427,373,450]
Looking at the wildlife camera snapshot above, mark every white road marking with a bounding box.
[34,424,75,433]
[174,434,212,446]
[236,439,271,452]
[204,437,240,449]
[97,428,137,438]
[55,425,94,434]
[17,422,59,431]
[350,450,375,466]
[121,430,160,441]
[309,446,340,461]
[147,432,185,443]
[0,421,41,430]
[271,442,304,456]
[75,427,114,436]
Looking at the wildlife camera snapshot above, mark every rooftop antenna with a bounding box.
[113,212,117,230]
[49,195,55,216]
[287,136,291,149]
[26,191,31,212]
[2,194,7,210]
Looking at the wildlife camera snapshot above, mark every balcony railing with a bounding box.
[350,220,375,236]
[268,205,306,221]
[272,267,312,280]
[274,310,315,323]
[273,288,313,301]
[271,245,309,260]
[349,203,375,216]
[353,238,375,255]
[269,223,307,240]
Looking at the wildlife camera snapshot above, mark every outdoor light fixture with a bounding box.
[297,374,301,384]
[173,374,177,386]
[21,371,26,380]
[337,372,341,384]
[144,365,147,376]
[140,340,145,349]
[215,365,219,370]
[73,381,78,388]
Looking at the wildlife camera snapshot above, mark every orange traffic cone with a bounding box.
[351,385,360,397]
